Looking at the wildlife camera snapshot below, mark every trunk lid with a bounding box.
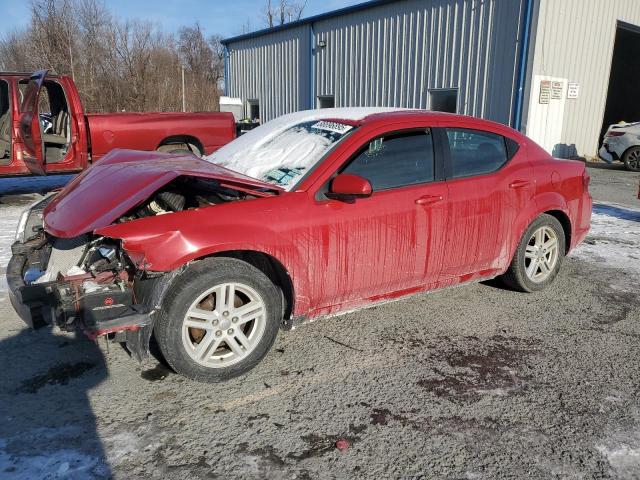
[43,149,281,238]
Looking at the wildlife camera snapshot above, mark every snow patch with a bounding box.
[597,442,640,476]
[0,434,107,480]
[0,203,28,293]
[570,202,640,280]
[219,125,335,186]
[102,431,140,462]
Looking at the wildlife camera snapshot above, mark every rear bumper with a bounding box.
[598,146,615,163]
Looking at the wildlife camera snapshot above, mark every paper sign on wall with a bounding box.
[539,80,551,104]
[567,82,580,99]
[551,81,564,100]
[527,75,568,155]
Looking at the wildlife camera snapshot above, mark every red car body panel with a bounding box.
[0,71,235,177]
[68,111,592,323]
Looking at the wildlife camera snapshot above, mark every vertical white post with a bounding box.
[182,66,186,112]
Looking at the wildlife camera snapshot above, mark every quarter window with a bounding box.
[342,130,435,191]
[445,128,512,178]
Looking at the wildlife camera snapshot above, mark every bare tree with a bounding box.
[0,0,223,113]
[29,0,76,77]
[263,0,306,27]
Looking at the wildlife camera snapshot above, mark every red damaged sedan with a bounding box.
[7,108,592,382]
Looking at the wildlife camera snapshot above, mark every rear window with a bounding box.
[445,128,518,178]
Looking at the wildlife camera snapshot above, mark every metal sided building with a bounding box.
[222,0,640,158]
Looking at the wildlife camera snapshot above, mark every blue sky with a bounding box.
[1,0,366,39]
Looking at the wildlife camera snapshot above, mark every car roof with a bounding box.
[306,107,505,130]
[267,107,473,128]
[358,109,454,124]
[353,109,520,137]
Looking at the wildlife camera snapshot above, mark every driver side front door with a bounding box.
[300,128,449,315]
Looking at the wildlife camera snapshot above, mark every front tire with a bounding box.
[154,257,282,382]
[500,214,565,292]
[623,146,640,172]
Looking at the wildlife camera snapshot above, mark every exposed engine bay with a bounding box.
[117,176,257,222]
[7,176,258,359]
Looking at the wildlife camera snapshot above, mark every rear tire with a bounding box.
[623,146,640,172]
[154,257,282,382]
[500,214,565,292]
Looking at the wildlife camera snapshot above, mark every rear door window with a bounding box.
[342,130,435,191]
[445,128,513,178]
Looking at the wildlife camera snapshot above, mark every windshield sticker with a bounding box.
[262,167,305,186]
[311,121,353,135]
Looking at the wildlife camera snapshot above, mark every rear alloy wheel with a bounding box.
[155,258,282,382]
[524,226,560,283]
[623,146,640,172]
[500,214,565,292]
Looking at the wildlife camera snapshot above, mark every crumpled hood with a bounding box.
[44,149,281,238]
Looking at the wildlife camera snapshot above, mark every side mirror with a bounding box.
[327,173,372,201]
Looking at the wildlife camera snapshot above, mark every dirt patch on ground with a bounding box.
[417,336,538,403]
[16,361,97,394]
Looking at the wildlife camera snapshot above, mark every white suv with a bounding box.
[599,122,640,171]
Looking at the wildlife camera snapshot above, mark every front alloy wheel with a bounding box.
[155,257,282,382]
[182,282,266,368]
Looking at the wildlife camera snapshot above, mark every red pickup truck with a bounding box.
[0,70,236,176]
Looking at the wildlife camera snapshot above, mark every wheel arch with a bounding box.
[622,144,640,158]
[543,209,572,254]
[157,135,204,155]
[509,192,572,264]
[196,249,296,321]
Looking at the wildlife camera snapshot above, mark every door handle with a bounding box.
[415,194,443,206]
[509,180,530,189]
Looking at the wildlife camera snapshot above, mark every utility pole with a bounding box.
[68,21,75,81]
[181,66,186,112]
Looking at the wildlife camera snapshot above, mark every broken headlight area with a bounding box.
[15,191,56,243]
[116,176,258,222]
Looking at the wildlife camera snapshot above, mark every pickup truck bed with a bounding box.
[86,111,236,159]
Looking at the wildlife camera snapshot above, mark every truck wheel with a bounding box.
[157,142,202,157]
[500,214,565,293]
[623,146,640,172]
[154,257,282,382]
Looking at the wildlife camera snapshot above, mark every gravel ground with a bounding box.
[0,165,639,479]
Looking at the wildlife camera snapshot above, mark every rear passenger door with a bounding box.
[438,127,533,281]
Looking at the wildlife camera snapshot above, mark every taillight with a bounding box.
[605,131,625,137]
